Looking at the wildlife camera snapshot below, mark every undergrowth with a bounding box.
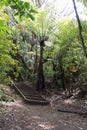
[0,84,18,102]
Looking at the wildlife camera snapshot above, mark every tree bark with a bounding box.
[59,57,66,91]
[52,62,58,85]
[34,41,38,74]
[36,41,45,90]
[72,0,87,57]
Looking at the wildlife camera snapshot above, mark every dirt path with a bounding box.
[0,98,87,130]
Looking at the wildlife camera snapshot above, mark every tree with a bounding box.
[31,0,48,8]
[2,0,37,21]
[80,0,87,7]
[26,11,57,90]
[52,19,79,91]
[12,23,36,81]
[0,10,18,83]
[72,0,87,57]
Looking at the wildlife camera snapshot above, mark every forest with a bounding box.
[0,0,87,96]
[0,0,87,130]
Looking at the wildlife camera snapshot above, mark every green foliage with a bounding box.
[11,11,57,81]
[6,0,37,20]
[0,0,86,94]
[27,11,57,38]
[0,0,7,7]
[0,84,18,102]
[0,9,19,83]
[77,57,87,91]
[57,19,78,46]
[47,18,87,92]
[79,0,87,6]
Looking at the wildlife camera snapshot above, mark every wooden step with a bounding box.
[24,94,43,98]
[13,83,50,105]
[25,98,49,105]
[22,92,40,96]
[26,96,46,101]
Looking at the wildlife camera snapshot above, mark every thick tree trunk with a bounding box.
[36,42,45,90]
[72,0,87,57]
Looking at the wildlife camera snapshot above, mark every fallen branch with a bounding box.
[58,109,87,117]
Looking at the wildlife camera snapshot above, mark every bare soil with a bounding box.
[0,98,87,130]
[0,84,87,130]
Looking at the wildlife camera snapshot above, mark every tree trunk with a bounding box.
[52,62,58,85]
[60,68,65,91]
[59,57,65,91]
[36,42,45,90]
[72,0,87,57]
[34,41,38,74]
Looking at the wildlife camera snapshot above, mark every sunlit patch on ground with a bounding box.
[64,99,75,104]
[1,100,23,108]
[38,122,56,129]
[32,116,41,119]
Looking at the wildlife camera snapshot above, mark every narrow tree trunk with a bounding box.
[52,62,58,85]
[36,42,45,90]
[34,41,38,73]
[59,58,65,91]
[72,0,87,57]
[17,53,31,73]
[60,69,65,91]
